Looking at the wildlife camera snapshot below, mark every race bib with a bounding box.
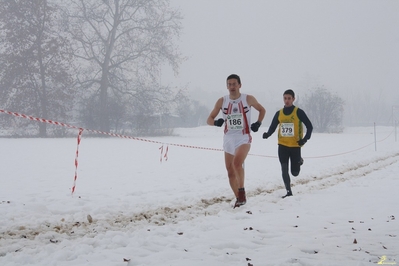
[226,113,244,130]
[280,123,294,137]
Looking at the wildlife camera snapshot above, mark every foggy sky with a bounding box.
[164,0,399,121]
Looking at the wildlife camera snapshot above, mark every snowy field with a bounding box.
[0,125,398,266]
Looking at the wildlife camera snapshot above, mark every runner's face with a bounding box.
[283,94,294,107]
[226,79,241,93]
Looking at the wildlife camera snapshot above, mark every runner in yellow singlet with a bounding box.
[263,89,313,198]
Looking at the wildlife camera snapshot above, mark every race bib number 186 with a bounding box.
[226,114,244,130]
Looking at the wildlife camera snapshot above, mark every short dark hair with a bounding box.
[283,89,295,98]
[227,74,241,85]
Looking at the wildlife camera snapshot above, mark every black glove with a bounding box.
[250,121,261,132]
[214,118,224,127]
[297,138,307,146]
[262,132,270,139]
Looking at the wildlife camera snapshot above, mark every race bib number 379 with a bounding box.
[226,114,244,130]
[280,123,294,137]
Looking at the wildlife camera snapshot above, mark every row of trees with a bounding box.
[0,0,208,137]
[0,1,347,137]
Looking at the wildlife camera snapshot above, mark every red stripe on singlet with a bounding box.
[224,102,232,134]
[239,101,250,134]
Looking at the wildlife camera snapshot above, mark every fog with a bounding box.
[164,0,399,126]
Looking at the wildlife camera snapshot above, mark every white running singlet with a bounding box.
[221,94,252,155]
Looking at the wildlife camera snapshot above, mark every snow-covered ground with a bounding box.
[0,125,398,266]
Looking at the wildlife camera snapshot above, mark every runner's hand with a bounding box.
[297,139,307,146]
[214,118,224,127]
[250,121,261,132]
[262,132,270,139]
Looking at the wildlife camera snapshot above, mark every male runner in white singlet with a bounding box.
[207,74,266,208]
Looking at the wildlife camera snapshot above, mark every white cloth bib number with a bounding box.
[280,123,294,137]
[226,114,244,130]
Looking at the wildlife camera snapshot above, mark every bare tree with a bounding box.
[0,0,75,137]
[345,88,393,126]
[65,0,183,133]
[302,86,344,133]
[174,89,209,127]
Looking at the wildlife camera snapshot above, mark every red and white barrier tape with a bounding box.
[1,109,394,194]
[0,109,223,151]
[0,109,225,194]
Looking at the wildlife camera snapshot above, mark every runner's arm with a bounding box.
[247,95,266,123]
[297,108,313,140]
[207,97,223,126]
[265,111,279,136]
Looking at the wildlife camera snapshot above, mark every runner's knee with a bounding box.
[281,163,289,176]
[291,165,300,176]
[292,171,299,176]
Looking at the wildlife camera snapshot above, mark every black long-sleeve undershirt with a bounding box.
[266,105,313,141]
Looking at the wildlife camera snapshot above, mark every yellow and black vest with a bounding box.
[277,107,303,147]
